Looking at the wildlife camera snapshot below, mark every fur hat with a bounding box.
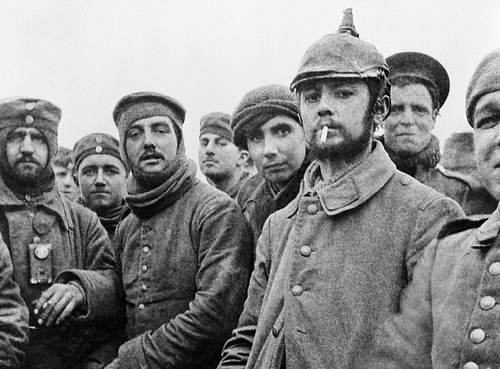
[199,112,232,141]
[0,97,61,166]
[466,49,500,127]
[231,85,300,150]
[72,133,128,174]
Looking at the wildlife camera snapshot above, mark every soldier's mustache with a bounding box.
[15,155,41,166]
[139,151,165,161]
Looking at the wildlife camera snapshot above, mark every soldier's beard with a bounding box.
[307,118,373,161]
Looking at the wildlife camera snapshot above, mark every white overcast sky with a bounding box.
[0,0,499,167]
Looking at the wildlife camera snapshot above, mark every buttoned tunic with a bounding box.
[356,205,500,369]
[218,141,464,369]
[113,174,253,369]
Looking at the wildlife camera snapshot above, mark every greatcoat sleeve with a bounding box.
[217,212,274,369]
[0,236,29,368]
[56,209,121,321]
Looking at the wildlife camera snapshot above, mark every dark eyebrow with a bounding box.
[271,122,292,131]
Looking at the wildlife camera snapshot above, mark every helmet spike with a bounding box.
[337,8,359,38]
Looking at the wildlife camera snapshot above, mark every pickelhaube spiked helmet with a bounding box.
[290,8,389,91]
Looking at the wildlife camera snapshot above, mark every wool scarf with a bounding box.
[125,157,197,219]
[382,134,441,177]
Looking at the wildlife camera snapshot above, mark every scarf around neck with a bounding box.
[382,134,441,177]
[125,158,197,219]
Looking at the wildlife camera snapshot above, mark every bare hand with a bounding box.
[34,283,85,326]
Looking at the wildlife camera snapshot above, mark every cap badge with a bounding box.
[25,115,34,124]
[95,145,103,153]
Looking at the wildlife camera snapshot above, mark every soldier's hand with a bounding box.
[34,282,86,327]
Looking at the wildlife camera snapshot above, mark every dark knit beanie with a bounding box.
[199,112,232,141]
[112,91,187,164]
[72,133,128,174]
[231,85,300,150]
[0,97,61,166]
[466,49,500,127]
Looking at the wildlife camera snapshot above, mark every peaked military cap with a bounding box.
[386,52,450,108]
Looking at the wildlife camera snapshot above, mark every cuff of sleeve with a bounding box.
[117,335,148,369]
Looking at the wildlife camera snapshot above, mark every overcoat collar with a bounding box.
[291,141,397,217]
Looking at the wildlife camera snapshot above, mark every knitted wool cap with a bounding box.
[199,112,232,141]
[387,52,450,109]
[231,84,300,150]
[72,132,128,174]
[290,8,388,91]
[112,91,187,162]
[466,49,500,127]
[440,131,475,172]
[0,97,61,165]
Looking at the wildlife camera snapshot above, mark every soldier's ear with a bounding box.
[73,172,79,187]
[237,150,249,167]
[373,95,390,124]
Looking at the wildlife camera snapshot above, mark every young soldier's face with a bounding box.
[383,83,437,156]
[53,165,80,202]
[198,133,244,182]
[78,154,127,214]
[7,127,49,181]
[247,115,306,188]
[125,116,178,174]
[474,90,500,200]
[299,78,374,160]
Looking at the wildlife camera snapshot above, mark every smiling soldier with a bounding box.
[380,52,492,215]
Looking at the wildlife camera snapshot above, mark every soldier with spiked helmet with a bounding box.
[218,9,463,369]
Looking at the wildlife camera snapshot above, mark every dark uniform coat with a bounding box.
[356,205,500,369]
[0,235,29,368]
[112,161,253,369]
[0,177,119,369]
[218,141,464,369]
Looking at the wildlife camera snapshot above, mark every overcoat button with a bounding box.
[464,362,478,369]
[470,328,485,343]
[307,204,318,215]
[292,285,303,296]
[480,296,495,310]
[489,262,500,275]
[300,246,312,257]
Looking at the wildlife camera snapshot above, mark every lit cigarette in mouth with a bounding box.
[320,126,328,143]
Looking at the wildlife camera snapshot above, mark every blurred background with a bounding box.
[1,0,498,176]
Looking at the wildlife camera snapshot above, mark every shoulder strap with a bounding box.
[437,215,489,239]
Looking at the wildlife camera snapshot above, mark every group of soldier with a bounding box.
[0,7,499,369]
